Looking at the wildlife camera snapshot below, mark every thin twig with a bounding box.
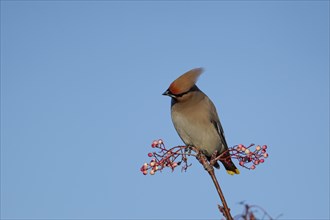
[194,148,233,220]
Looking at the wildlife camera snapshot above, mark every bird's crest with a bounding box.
[169,68,203,95]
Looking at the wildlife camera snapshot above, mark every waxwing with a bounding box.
[162,68,240,175]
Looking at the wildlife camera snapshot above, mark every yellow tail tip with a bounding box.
[226,169,240,175]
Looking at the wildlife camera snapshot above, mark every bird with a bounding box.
[162,68,240,175]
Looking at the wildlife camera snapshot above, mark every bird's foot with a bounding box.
[196,151,213,172]
[209,150,218,167]
[184,146,193,156]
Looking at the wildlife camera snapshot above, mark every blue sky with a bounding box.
[1,1,329,219]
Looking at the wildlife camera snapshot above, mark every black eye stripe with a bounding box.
[172,85,198,97]
[173,90,189,97]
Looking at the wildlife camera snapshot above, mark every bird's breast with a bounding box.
[171,105,221,156]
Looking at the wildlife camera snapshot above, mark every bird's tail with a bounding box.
[219,151,240,175]
[222,159,240,175]
[206,155,239,174]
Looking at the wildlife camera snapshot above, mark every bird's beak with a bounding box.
[162,89,170,96]
[162,89,176,98]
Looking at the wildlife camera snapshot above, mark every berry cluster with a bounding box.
[140,139,191,175]
[231,144,269,170]
[140,140,269,175]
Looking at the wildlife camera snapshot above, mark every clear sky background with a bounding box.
[1,1,329,219]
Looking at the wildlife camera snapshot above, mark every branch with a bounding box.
[234,201,282,220]
[140,139,270,220]
[195,149,233,220]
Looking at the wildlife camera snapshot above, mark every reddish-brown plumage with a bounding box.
[168,68,203,94]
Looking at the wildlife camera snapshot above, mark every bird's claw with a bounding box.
[210,150,218,166]
[196,151,213,172]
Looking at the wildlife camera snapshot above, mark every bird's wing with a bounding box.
[207,97,229,149]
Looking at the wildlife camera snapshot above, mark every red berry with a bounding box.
[259,159,265,163]
[250,165,256,170]
[262,145,267,150]
[239,161,244,166]
[148,153,153,157]
[151,140,158,148]
[263,153,269,158]
[254,160,259,165]
[141,163,148,171]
